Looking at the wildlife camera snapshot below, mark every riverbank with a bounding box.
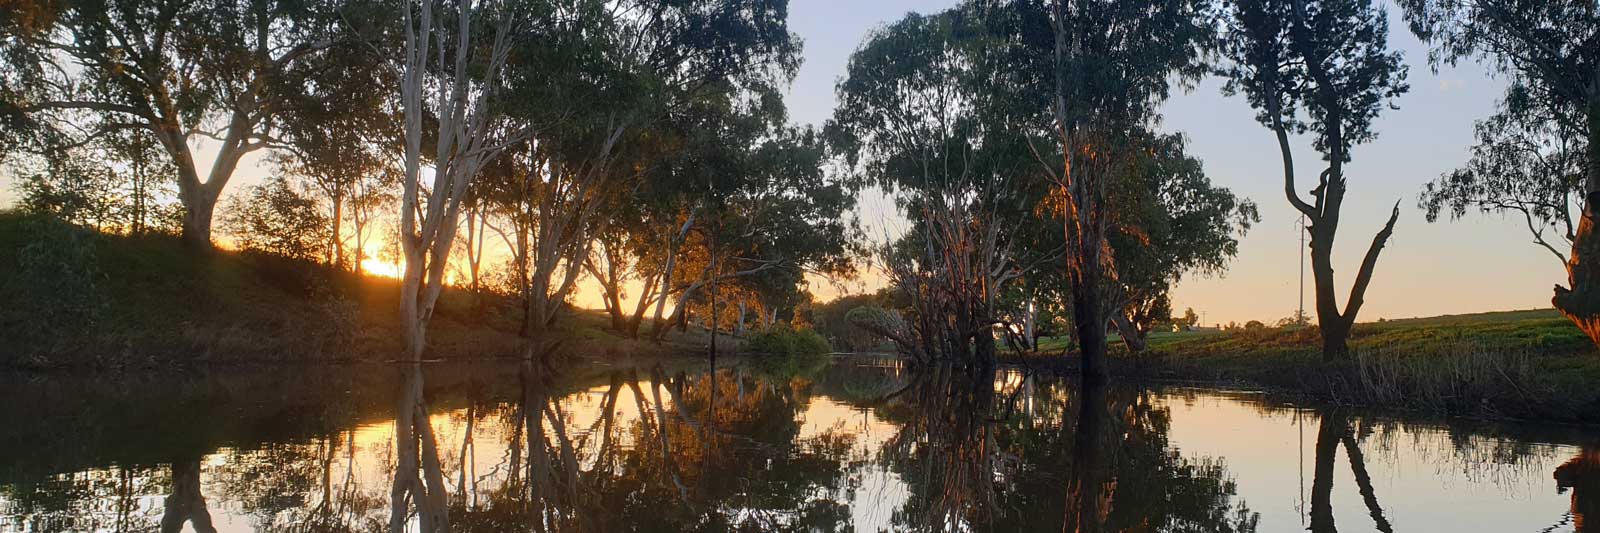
[0,213,694,369]
[1013,309,1600,424]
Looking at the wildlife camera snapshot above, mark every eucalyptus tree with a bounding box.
[1400,1,1600,347]
[395,0,523,360]
[473,0,802,348]
[1028,0,1216,381]
[1219,0,1410,359]
[0,0,364,247]
[830,8,1056,365]
[650,106,857,345]
[272,45,394,271]
[1107,133,1259,351]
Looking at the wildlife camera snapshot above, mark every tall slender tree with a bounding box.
[1220,0,1410,358]
[396,0,522,359]
[1028,0,1215,381]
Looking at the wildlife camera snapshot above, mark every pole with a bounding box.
[1298,215,1306,325]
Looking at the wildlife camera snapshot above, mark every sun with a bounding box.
[361,258,403,279]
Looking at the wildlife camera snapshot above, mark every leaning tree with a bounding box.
[1400,0,1600,347]
[1219,0,1410,359]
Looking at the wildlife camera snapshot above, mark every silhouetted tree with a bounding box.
[1219,0,1410,358]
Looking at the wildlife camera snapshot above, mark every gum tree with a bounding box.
[1219,0,1409,359]
[1400,0,1600,347]
[0,0,357,247]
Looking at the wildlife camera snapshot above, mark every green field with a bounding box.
[1021,309,1600,422]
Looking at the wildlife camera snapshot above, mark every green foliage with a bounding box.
[1219,0,1410,161]
[12,135,181,236]
[744,324,832,358]
[1401,1,1596,272]
[222,177,329,262]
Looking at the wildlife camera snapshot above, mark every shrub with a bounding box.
[223,176,329,261]
[744,324,832,358]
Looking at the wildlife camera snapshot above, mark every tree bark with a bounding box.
[1554,96,1600,347]
[331,191,345,270]
[651,214,696,340]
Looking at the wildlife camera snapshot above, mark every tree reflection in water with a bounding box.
[4,363,1597,532]
[1307,410,1394,533]
[159,454,216,533]
[447,362,856,532]
[876,365,1260,532]
[1557,447,1600,532]
[389,363,450,532]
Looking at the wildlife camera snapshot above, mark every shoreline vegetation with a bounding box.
[0,212,704,369]
[5,212,1598,425]
[1008,310,1600,424]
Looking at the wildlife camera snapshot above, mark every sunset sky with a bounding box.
[0,1,1561,326]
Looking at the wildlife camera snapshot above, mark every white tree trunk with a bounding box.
[398,0,519,360]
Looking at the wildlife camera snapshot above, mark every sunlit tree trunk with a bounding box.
[1555,93,1600,346]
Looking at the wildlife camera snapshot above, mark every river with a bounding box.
[1,357,1595,532]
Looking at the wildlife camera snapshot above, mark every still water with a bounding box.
[1,357,1596,532]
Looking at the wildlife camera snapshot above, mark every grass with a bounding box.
[0,212,696,369]
[1014,309,1600,423]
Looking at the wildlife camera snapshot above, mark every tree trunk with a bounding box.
[1023,299,1036,351]
[331,192,345,270]
[1073,275,1109,385]
[180,190,218,249]
[1554,98,1600,348]
[651,214,695,340]
[1110,312,1146,353]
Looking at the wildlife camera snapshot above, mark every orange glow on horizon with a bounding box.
[361,258,403,279]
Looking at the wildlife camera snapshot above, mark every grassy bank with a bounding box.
[1016,309,1600,423]
[0,212,689,369]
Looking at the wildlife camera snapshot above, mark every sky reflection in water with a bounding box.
[1,358,1596,532]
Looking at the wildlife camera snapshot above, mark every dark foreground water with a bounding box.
[1,357,1596,532]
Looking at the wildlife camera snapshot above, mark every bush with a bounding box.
[744,324,832,358]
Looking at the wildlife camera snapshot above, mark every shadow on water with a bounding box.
[1,359,1598,532]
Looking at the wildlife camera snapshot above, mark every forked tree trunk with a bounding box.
[1554,100,1600,347]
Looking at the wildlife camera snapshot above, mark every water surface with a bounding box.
[1,358,1596,532]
